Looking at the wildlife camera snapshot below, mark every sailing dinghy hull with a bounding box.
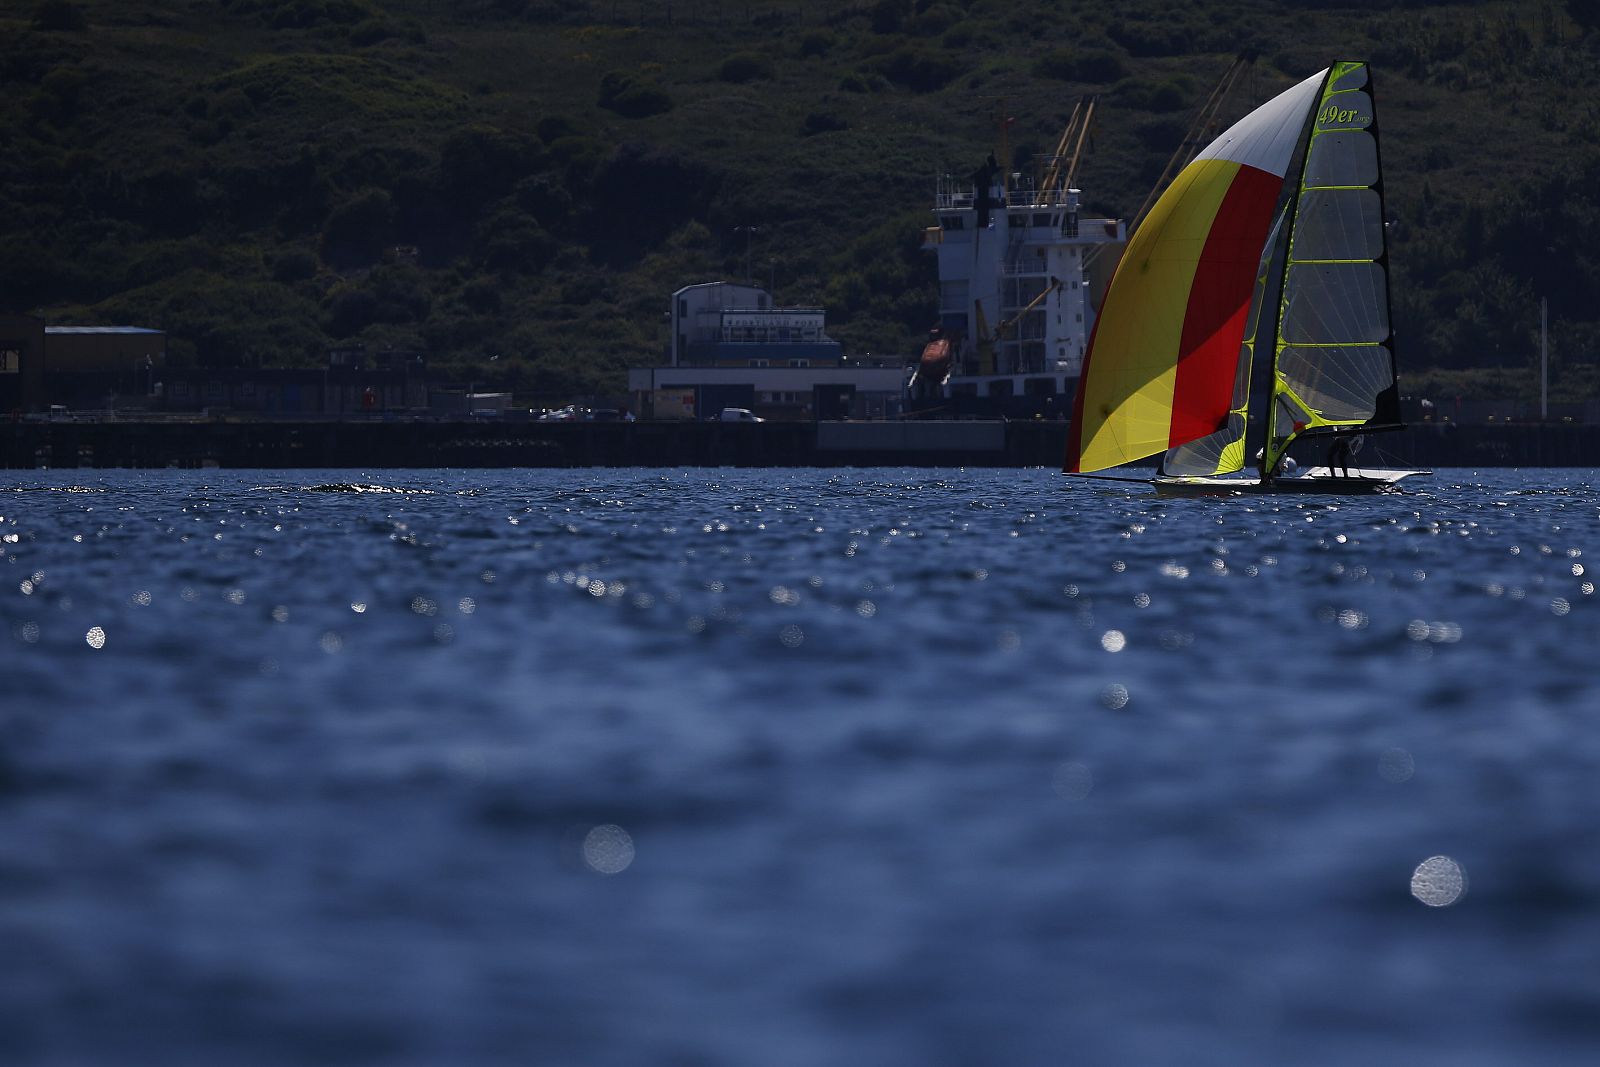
[1153,467,1429,496]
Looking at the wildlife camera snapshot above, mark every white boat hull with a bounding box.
[1152,467,1430,496]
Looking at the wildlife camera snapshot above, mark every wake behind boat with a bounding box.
[1063,61,1428,494]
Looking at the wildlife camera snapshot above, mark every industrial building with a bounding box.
[632,282,905,420]
[0,314,45,415]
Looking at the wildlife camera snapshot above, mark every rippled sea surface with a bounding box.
[3,467,1599,1065]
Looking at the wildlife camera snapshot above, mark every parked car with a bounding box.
[719,407,764,423]
[538,405,585,421]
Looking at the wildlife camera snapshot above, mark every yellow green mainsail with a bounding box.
[1261,61,1403,477]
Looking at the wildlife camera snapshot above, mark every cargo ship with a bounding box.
[910,103,1126,418]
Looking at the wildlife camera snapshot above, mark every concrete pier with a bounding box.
[1,417,1596,470]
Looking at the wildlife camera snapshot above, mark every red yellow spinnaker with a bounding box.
[1064,69,1328,473]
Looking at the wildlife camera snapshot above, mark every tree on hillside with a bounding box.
[1570,0,1600,32]
[32,1,87,31]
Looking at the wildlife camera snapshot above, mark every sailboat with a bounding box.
[1063,61,1428,494]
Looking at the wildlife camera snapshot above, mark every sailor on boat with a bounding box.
[1254,448,1297,477]
[1327,434,1363,478]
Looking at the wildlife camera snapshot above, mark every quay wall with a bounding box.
[1,418,1597,470]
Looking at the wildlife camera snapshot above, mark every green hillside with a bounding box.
[4,0,1598,403]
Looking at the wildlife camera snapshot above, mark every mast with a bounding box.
[1541,296,1549,420]
[1259,67,1332,483]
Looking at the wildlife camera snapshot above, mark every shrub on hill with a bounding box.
[271,249,319,282]
[597,70,673,117]
[321,188,394,268]
[839,70,890,93]
[1108,17,1202,57]
[1034,48,1128,83]
[32,1,87,32]
[876,45,964,92]
[905,4,961,37]
[719,53,772,84]
[1116,75,1190,112]
[221,0,382,30]
[802,112,849,136]
[799,31,834,58]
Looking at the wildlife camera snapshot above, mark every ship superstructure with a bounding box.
[914,106,1126,415]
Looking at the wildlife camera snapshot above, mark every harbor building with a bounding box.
[632,281,905,420]
[0,314,45,414]
[668,281,843,368]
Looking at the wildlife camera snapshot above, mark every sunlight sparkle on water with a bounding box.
[583,825,635,875]
[1411,856,1467,907]
[1052,762,1094,800]
[1378,748,1415,783]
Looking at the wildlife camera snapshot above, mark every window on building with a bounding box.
[789,359,809,368]
[940,215,964,230]
[750,359,769,368]
[679,299,688,317]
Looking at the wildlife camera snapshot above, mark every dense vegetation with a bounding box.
[4,0,1599,403]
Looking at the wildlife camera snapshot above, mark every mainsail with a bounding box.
[1262,61,1403,475]
[1064,68,1327,474]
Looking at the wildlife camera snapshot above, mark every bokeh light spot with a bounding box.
[1411,855,1467,907]
[583,824,635,875]
[1378,747,1415,783]
[85,626,106,650]
[1052,762,1094,800]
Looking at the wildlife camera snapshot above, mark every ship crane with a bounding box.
[972,276,1063,375]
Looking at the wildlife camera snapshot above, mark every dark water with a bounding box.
[2,467,1598,1065]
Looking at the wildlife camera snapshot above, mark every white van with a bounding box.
[719,407,764,423]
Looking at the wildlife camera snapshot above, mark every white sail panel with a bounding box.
[1304,134,1378,187]
[1194,69,1328,178]
[1292,190,1383,260]
[1281,263,1389,344]
[1276,344,1392,420]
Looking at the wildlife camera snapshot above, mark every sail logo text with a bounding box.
[1318,104,1370,127]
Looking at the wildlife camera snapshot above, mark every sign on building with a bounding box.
[653,387,696,420]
